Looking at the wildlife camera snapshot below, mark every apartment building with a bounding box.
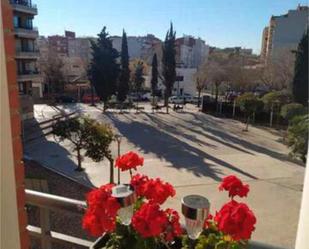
[110,34,162,64]
[175,35,209,68]
[10,0,40,119]
[261,5,308,62]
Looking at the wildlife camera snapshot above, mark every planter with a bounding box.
[90,233,250,249]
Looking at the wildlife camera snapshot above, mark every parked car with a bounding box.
[191,96,200,104]
[141,93,151,101]
[82,94,100,103]
[55,96,76,103]
[169,96,186,104]
[128,93,140,102]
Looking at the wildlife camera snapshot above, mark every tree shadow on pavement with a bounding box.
[181,112,305,167]
[146,113,254,155]
[23,118,96,188]
[106,113,258,182]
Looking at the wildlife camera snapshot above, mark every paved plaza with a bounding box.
[25,103,305,248]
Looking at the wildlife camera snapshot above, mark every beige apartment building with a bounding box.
[261,5,308,63]
[11,0,41,119]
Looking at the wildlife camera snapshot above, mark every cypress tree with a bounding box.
[292,30,308,106]
[151,53,158,97]
[89,27,119,111]
[162,23,176,113]
[117,29,130,102]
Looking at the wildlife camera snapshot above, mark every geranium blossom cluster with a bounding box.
[130,174,175,204]
[131,204,182,240]
[82,184,120,236]
[130,174,181,240]
[215,200,256,240]
[115,151,144,171]
[214,175,256,241]
[219,175,250,198]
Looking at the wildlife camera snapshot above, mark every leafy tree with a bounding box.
[162,23,176,113]
[52,117,93,171]
[287,114,308,163]
[52,117,114,176]
[132,61,145,92]
[259,49,295,90]
[150,53,158,97]
[198,53,228,105]
[117,30,130,103]
[292,30,308,106]
[281,103,307,121]
[237,93,264,131]
[195,76,207,107]
[84,120,115,183]
[41,53,65,99]
[262,91,291,111]
[131,61,145,111]
[89,27,120,111]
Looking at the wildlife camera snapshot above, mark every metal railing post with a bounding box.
[40,207,52,249]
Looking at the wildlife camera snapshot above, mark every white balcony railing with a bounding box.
[10,0,38,15]
[25,189,289,249]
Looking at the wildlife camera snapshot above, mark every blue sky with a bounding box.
[34,0,307,54]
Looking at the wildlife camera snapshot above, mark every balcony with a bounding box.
[14,26,39,39]
[16,48,39,59]
[17,69,40,81]
[10,0,38,15]
[25,189,289,249]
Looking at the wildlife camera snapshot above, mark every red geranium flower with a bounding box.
[130,174,175,204]
[130,174,150,196]
[115,151,144,171]
[82,184,120,236]
[219,175,249,198]
[203,213,213,228]
[132,203,168,238]
[214,200,256,241]
[143,178,175,204]
[163,208,183,241]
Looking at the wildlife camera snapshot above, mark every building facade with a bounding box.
[10,0,41,119]
[38,31,93,99]
[261,5,308,62]
[1,1,29,248]
[110,34,162,64]
[175,35,209,68]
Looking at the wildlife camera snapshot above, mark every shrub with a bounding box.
[236,93,264,116]
[287,114,308,162]
[261,91,291,111]
[280,103,307,121]
[236,93,264,131]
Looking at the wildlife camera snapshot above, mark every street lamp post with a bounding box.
[115,134,122,184]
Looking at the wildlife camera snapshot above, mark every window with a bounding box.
[18,82,27,94]
[13,16,20,28]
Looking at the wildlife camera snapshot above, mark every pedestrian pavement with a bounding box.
[25,103,306,248]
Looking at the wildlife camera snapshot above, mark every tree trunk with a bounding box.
[244,116,250,131]
[215,83,219,105]
[164,92,169,114]
[75,148,83,171]
[197,90,201,108]
[103,101,107,113]
[108,158,114,184]
[152,95,155,113]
